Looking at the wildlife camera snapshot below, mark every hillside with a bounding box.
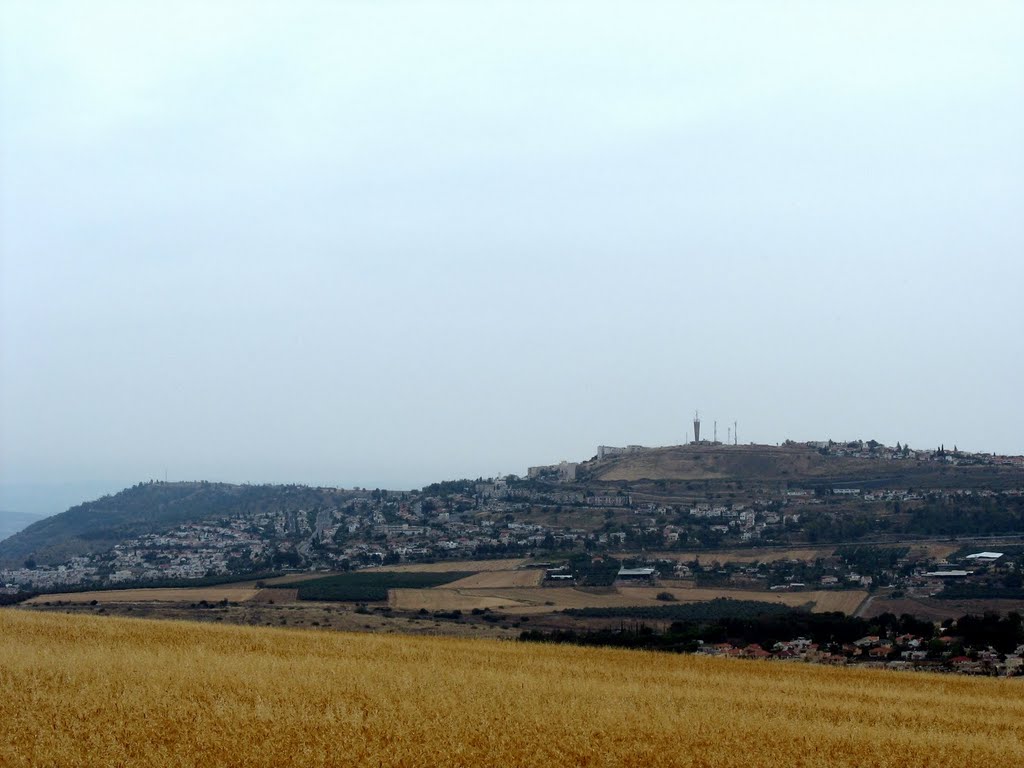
[3,610,1022,767]
[583,443,1023,489]
[2,442,1021,582]
[0,510,42,544]
[0,482,356,569]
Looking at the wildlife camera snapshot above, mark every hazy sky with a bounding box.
[2,1,1022,508]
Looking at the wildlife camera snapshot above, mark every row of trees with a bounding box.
[521,609,1024,657]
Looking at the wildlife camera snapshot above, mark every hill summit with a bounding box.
[577,441,1021,488]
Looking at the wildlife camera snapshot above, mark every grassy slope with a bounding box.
[588,444,1023,488]
[2,610,1022,767]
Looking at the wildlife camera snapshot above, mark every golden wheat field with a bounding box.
[2,611,1023,767]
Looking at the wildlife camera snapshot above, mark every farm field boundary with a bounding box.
[375,558,527,573]
[388,586,868,614]
[23,586,260,604]
[266,571,476,601]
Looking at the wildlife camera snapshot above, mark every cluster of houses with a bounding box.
[685,502,789,541]
[0,521,270,590]
[674,548,1016,597]
[698,635,1024,676]
[1,461,1021,593]
[799,439,1024,467]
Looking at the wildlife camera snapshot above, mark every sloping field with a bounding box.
[442,570,543,589]
[375,558,526,573]
[389,586,867,614]
[390,587,536,612]
[260,572,345,585]
[2,610,1022,767]
[24,586,259,604]
[593,445,847,482]
[641,543,966,565]
[865,595,1024,623]
[643,548,837,564]
[617,587,868,615]
[913,543,962,560]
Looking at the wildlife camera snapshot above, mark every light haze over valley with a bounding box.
[1,2,1022,520]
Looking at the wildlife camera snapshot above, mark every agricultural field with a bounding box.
[389,585,868,615]
[864,595,1024,624]
[912,542,963,560]
[375,558,527,573]
[271,571,475,601]
[641,547,838,564]
[3,610,1023,767]
[18,596,521,639]
[20,559,867,626]
[259,571,345,585]
[442,569,543,589]
[618,587,869,615]
[23,585,260,604]
[389,587,537,612]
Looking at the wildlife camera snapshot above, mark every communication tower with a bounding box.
[693,411,701,443]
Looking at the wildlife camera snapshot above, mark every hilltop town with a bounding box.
[2,439,1022,597]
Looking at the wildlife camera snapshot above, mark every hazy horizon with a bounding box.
[2,3,1022,509]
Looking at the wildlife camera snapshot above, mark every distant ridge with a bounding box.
[0,481,354,569]
[0,510,44,545]
[2,442,1021,571]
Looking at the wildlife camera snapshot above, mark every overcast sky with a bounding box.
[1,1,1022,511]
